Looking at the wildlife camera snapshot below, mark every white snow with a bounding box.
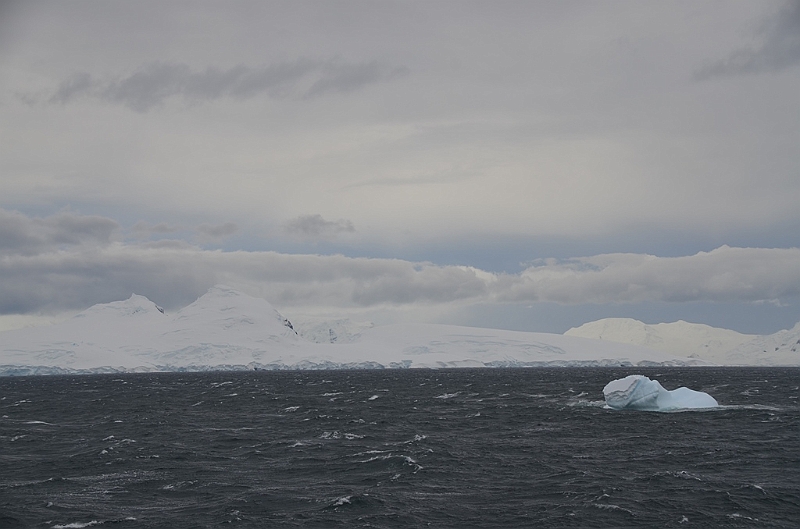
[567,317,800,366]
[565,318,755,363]
[340,322,700,369]
[725,321,800,366]
[603,375,718,411]
[0,286,705,375]
[292,318,374,344]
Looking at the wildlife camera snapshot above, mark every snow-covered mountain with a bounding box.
[0,286,705,375]
[292,318,375,344]
[565,317,800,365]
[0,286,302,375]
[564,318,755,364]
[725,322,800,366]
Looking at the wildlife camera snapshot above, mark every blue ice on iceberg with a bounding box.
[603,375,718,411]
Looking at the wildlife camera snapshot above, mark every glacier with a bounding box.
[603,375,718,411]
[0,286,708,375]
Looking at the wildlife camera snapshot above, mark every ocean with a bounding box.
[1,367,798,528]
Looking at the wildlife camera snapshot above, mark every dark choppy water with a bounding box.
[1,367,798,528]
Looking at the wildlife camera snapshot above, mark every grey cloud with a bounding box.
[197,221,238,240]
[0,245,486,315]
[305,61,381,98]
[0,249,214,315]
[695,0,800,79]
[499,246,800,305]
[48,72,95,104]
[351,264,487,306]
[99,61,316,112]
[131,221,180,239]
[139,239,197,250]
[343,164,479,189]
[0,208,119,256]
[284,214,355,240]
[43,59,407,112]
[2,211,799,316]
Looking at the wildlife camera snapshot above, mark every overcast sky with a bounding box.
[1,0,799,334]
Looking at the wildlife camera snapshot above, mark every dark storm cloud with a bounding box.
[0,208,119,256]
[284,214,355,240]
[695,0,800,79]
[40,59,408,112]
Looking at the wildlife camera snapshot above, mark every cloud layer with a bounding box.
[2,210,799,319]
[284,214,355,241]
[695,0,800,78]
[2,2,799,333]
[42,59,407,112]
[505,247,800,305]
[0,208,119,256]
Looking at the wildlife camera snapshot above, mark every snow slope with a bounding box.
[0,286,303,374]
[341,323,701,369]
[565,318,755,364]
[0,286,704,375]
[725,322,800,366]
[293,318,375,344]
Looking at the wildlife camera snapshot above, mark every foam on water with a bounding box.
[53,521,102,528]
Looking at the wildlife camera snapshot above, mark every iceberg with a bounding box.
[603,375,718,411]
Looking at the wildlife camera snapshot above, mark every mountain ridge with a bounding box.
[0,286,709,375]
[565,317,799,365]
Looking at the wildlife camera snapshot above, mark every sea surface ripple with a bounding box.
[1,367,798,528]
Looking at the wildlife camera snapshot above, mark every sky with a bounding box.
[1,0,799,335]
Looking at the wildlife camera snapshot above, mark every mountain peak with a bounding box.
[174,285,297,336]
[75,293,166,319]
[203,284,244,297]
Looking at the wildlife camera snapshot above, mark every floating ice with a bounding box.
[603,375,718,411]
